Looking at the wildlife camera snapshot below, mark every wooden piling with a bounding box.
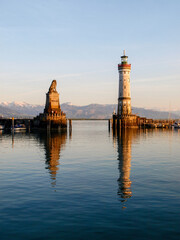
[69,119,72,129]
[108,119,110,132]
[47,119,51,131]
[58,126,61,132]
[117,118,119,132]
[28,120,31,133]
[12,117,14,131]
[113,118,116,133]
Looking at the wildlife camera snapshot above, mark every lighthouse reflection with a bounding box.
[35,131,67,187]
[116,128,138,204]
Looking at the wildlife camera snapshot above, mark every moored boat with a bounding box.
[0,125,5,130]
[173,121,180,128]
[12,124,26,132]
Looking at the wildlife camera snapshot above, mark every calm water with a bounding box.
[0,121,180,240]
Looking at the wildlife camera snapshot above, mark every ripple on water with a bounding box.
[0,123,179,240]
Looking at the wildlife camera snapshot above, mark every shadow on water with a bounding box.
[114,128,139,207]
[34,131,67,187]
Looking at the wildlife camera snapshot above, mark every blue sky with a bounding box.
[0,0,180,110]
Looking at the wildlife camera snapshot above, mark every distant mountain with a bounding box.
[132,107,179,120]
[0,105,21,118]
[0,102,179,119]
[0,102,43,118]
[61,103,179,119]
[171,110,180,118]
[61,103,115,119]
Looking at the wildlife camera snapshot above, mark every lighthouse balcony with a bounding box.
[118,64,131,70]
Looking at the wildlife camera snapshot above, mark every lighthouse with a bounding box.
[112,51,138,128]
[117,50,132,116]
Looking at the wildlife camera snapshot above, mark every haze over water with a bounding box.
[0,121,180,239]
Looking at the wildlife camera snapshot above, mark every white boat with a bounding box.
[0,125,4,130]
[173,121,180,128]
[12,124,26,132]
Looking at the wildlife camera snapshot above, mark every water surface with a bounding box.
[0,121,180,239]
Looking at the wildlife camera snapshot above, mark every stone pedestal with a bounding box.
[44,91,61,114]
[33,80,67,130]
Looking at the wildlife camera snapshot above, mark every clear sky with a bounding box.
[0,0,180,110]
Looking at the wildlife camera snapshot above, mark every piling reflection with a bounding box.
[35,131,67,187]
[116,128,139,204]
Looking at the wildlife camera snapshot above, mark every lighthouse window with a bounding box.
[124,86,126,89]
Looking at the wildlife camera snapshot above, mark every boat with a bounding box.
[0,125,4,130]
[12,124,26,132]
[173,121,180,129]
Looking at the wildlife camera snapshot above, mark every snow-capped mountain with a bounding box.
[0,101,43,117]
[0,102,179,119]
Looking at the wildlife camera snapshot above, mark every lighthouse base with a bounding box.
[112,114,139,128]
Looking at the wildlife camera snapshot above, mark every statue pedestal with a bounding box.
[33,80,67,130]
[44,91,61,114]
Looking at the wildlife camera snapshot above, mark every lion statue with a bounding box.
[49,80,57,92]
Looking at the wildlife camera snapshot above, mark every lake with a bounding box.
[0,121,180,240]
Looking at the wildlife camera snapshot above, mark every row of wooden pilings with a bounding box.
[3,118,174,133]
[108,118,123,132]
[46,119,72,132]
[108,118,176,131]
[1,117,31,131]
[1,118,71,132]
[108,118,126,132]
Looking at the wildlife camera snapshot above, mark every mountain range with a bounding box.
[0,102,179,119]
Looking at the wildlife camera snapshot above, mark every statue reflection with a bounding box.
[45,132,67,186]
[116,128,138,204]
[35,131,67,187]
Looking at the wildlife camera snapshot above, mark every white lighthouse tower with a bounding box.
[117,50,132,116]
